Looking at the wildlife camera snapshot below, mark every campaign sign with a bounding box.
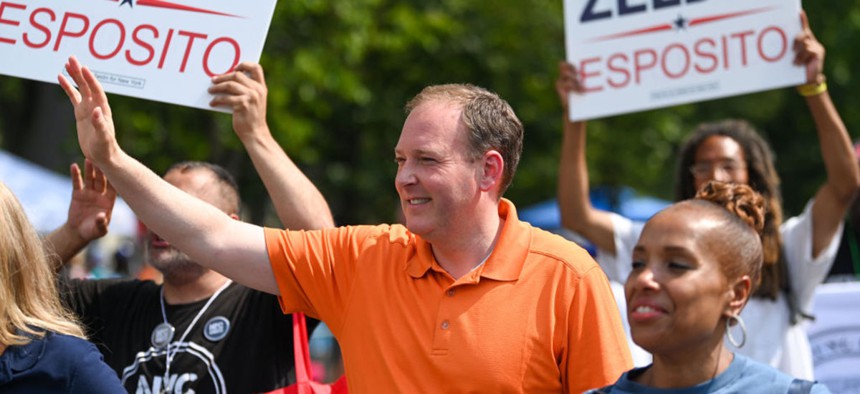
[0,0,277,111]
[808,282,860,394]
[563,0,805,121]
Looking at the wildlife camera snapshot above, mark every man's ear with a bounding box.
[725,275,752,318]
[479,150,504,193]
[229,213,240,221]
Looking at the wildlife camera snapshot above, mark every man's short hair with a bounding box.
[165,161,241,215]
[405,84,524,196]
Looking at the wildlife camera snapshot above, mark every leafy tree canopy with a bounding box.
[0,1,855,226]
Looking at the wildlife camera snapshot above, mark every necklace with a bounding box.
[155,280,232,388]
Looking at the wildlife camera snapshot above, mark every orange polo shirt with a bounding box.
[265,199,631,393]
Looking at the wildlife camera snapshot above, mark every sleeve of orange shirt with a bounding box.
[563,265,633,393]
[264,225,381,328]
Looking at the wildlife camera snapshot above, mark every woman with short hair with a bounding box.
[587,182,829,393]
[557,10,860,378]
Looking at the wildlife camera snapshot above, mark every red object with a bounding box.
[263,313,347,394]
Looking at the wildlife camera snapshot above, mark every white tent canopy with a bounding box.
[0,150,138,237]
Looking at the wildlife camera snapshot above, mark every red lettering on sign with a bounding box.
[693,38,718,74]
[0,2,26,45]
[157,28,175,69]
[23,7,55,48]
[202,37,240,77]
[177,31,206,73]
[729,30,754,67]
[758,26,787,62]
[126,24,157,66]
[607,53,630,89]
[571,26,791,92]
[661,43,690,79]
[3,5,248,77]
[89,19,125,60]
[54,12,89,52]
[634,48,657,84]
[578,57,604,93]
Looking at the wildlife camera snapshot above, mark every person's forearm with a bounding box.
[63,55,277,292]
[557,118,617,254]
[558,119,591,232]
[43,223,88,270]
[97,150,224,251]
[807,91,860,202]
[240,126,335,230]
[95,150,278,292]
[805,89,860,258]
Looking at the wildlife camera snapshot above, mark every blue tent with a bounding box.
[518,186,671,254]
[519,185,671,231]
[0,150,138,237]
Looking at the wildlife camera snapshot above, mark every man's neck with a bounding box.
[162,270,231,304]
[431,204,504,280]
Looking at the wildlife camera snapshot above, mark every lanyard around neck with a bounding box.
[159,280,233,385]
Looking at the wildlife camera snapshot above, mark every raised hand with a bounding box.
[66,159,117,242]
[208,62,336,230]
[45,159,118,265]
[794,10,825,84]
[208,62,269,141]
[57,56,120,166]
[556,61,585,112]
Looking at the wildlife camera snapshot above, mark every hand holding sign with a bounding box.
[556,61,585,114]
[794,11,824,85]
[58,56,122,169]
[0,0,277,111]
[563,0,805,121]
[208,62,269,141]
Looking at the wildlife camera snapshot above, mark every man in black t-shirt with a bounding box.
[56,161,323,393]
[46,63,334,393]
[62,262,307,393]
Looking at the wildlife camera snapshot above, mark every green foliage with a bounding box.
[0,1,856,224]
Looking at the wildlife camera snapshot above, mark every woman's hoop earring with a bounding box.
[726,314,747,348]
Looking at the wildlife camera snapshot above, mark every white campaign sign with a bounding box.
[808,282,860,394]
[563,0,805,121]
[0,0,276,111]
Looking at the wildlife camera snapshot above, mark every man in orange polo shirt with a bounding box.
[61,55,632,392]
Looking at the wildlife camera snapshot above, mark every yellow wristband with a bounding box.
[797,81,827,97]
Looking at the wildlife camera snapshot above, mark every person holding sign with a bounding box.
[557,11,860,380]
[59,55,633,392]
[585,182,831,393]
[44,63,334,393]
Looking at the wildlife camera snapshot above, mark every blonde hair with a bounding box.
[0,182,85,345]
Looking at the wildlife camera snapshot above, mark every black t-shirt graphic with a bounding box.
[60,279,317,393]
